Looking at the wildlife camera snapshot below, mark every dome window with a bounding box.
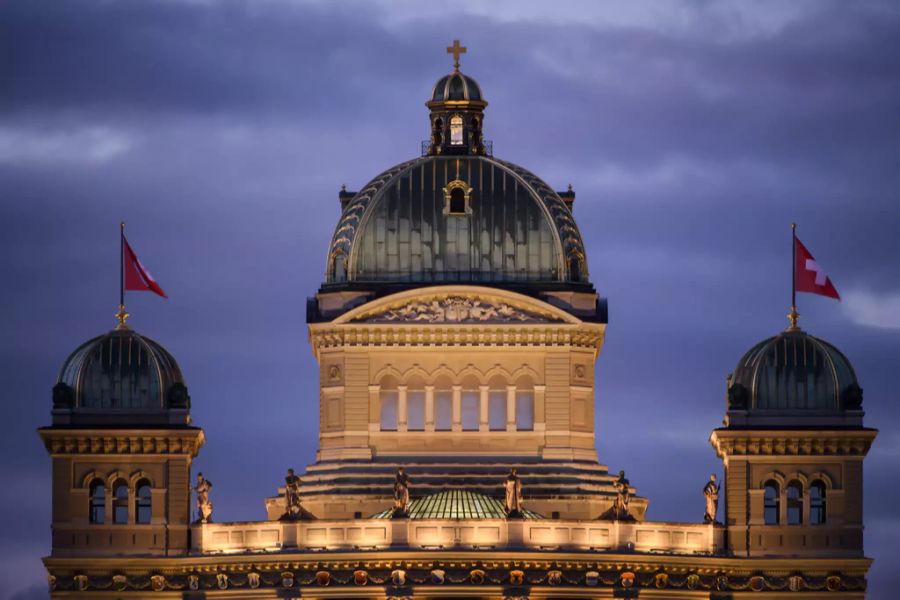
[443,179,473,216]
[450,114,464,146]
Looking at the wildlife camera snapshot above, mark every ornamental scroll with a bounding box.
[353,296,562,324]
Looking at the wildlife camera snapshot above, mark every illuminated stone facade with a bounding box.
[41,47,875,598]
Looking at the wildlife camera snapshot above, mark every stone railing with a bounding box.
[192,519,721,555]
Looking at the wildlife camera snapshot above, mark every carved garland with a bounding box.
[48,566,865,593]
[352,296,563,324]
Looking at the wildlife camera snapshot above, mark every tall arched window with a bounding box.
[112,479,129,524]
[515,376,535,431]
[379,376,399,431]
[135,479,152,524]
[89,479,105,524]
[763,481,780,525]
[809,481,826,525]
[488,376,507,431]
[460,375,480,431]
[786,481,803,525]
[433,375,453,431]
[450,115,463,146]
[406,376,426,432]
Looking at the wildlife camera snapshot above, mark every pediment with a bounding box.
[334,286,579,325]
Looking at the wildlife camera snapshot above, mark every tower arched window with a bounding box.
[89,479,105,524]
[450,115,464,146]
[433,375,453,431]
[406,377,426,432]
[515,376,535,431]
[488,376,507,431]
[113,479,129,524]
[379,376,399,431]
[135,479,152,524]
[787,481,803,525]
[763,481,780,525]
[460,375,480,431]
[809,481,826,525]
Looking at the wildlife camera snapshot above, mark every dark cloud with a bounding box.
[2,1,899,598]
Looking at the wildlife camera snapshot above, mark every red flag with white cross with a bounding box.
[794,235,840,300]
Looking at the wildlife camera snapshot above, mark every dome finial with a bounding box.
[787,305,800,331]
[446,39,466,72]
[115,303,130,330]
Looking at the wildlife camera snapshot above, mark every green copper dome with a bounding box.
[372,489,542,520]
[431,71,483,102]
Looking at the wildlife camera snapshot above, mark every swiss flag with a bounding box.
[123,236,167,298]
[795,236,840,300]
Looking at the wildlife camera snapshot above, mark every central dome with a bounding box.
[326,156,588,286]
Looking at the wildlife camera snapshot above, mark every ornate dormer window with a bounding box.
[443,179,473,215]
[450,115,464,146]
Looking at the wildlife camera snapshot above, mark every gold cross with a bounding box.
[446,39,466,71]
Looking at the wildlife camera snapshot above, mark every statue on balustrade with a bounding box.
[504,468,524,519]
[598,470,635,521]
[703,473,721,524]
[280,468,317,521]
[392,467,410,518]
[193,472,213,524]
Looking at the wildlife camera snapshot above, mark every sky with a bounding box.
[2,0,899,597]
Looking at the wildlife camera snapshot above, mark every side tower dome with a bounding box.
[725,327,863,427]
[51,326,190,426]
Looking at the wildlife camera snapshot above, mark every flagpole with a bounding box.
[788,222,799,331]
[116,222,129,329]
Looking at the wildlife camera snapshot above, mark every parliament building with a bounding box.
[40,44,877,598]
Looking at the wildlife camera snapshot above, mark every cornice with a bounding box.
[38,427,205,457]
[709,428,876,458]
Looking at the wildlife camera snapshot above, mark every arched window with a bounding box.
[515,376,535,431]
[763,481,780,525]
[433,375,453,431]
[450,115,463,146]
[488,376,507,431]
[786,481,803,525]
[331,252,347,282]
[135,479,152,524]
[113,479,129,524]
[809,481,826,525]
[460,375,480,431]
[379,376,399,431]
[89,479,105,524]
[406,376,426,432]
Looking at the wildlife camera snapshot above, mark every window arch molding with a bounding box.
[457,365,486,386]
[510,365,540,383]
[757,471,785,490]
[399,366,430,386]
[784,472,810,488]
[372,365,404,384]
[106,470,130,489]
[81,470,107,489]
[808,471,835,490]
[129,470,154,488]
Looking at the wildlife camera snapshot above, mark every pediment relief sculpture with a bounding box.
[352,296,563,324]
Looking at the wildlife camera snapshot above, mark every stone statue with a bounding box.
[392,467,410,518]
[283,468,302,518]
[193,472,213,523]
[504,468,524,518]
[598,470,635,521]
[703,473,720,524]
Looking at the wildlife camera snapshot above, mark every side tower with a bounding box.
[285,45,644,522]
[710,323,876,557]
[39,320,204,557]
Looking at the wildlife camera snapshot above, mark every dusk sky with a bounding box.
[3,1,900,598]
